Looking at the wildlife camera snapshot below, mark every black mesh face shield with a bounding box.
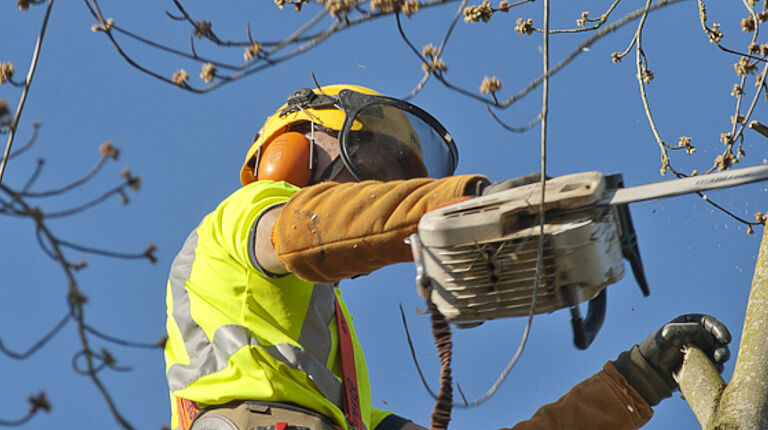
[281,88,459,182]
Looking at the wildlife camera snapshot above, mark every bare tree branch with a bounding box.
[0,0,55,184]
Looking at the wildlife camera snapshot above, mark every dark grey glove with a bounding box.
[640,314,731,387]
[475,172,549,195]
[613,314,731,406]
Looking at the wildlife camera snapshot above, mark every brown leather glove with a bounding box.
[272,175,488,283]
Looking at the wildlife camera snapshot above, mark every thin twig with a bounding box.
[697,192,757,226]
[0,122,42,164]
[20,159,45,194]
[532,0,623,34]
[108,25,242,71]
[445,0,551,397]
[0,412,38,427]
[424,0,682,109]
[750,120,768,139]
[72,350,133,374]
[21,156,108,198]
[633,0,681,177]
[698,0,768,63]
[409,0,551,409]
[84,0,457,92]
[401,0,468,100]
[35,224,57,261]
[496,0,682,109]
[486,106,540,133]
[42,182,131,218]
[0,0,56,184]
[399,304,439,399]
[4,183,135,429]
[84,325,163,349]
[730,64,768,161]
[0,314,71,359]
[57,238,152,261]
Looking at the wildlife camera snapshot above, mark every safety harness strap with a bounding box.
[176,396,201,430]
[334,296,363,430]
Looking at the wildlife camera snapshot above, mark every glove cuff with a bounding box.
[612,345,674,406]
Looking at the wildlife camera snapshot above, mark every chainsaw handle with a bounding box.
[569,289,607,350]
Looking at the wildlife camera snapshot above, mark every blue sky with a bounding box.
[1,1,766,429]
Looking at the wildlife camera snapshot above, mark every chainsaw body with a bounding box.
[414,171,648,348]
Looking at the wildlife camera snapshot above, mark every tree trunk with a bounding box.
[677,227,768,429]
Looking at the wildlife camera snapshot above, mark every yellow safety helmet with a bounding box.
[240,84,458,186]
[241,84,377,186]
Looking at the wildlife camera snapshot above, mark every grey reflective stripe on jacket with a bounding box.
[166,230,343,408]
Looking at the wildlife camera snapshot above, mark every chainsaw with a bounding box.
[412,165,768,349]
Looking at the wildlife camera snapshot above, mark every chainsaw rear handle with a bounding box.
[569,289,607,350]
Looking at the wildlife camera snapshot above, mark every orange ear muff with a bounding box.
[256,131,314,187]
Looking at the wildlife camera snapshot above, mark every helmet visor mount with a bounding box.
[283,88,458,182]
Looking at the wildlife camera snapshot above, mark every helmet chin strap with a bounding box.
[316,156,352,183]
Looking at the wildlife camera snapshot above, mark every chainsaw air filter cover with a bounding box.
[416,172,627,326]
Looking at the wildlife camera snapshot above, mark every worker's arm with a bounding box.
[254,204,288,275]
[356,315,731,430]
[502,314,731,430]
[253,173,542,278]
[502,361,652,430]
[343,312,729,430]
[255,175,487,282]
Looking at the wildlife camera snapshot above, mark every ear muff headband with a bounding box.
[256,131,315,187]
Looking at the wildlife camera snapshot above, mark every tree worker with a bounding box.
[164,84,732,430]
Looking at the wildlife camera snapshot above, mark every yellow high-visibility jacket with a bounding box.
[164,180,391,430]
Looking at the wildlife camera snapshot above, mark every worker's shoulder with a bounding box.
[193,180,300,244]
[220,179,301,207]
[198,180,300,229]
